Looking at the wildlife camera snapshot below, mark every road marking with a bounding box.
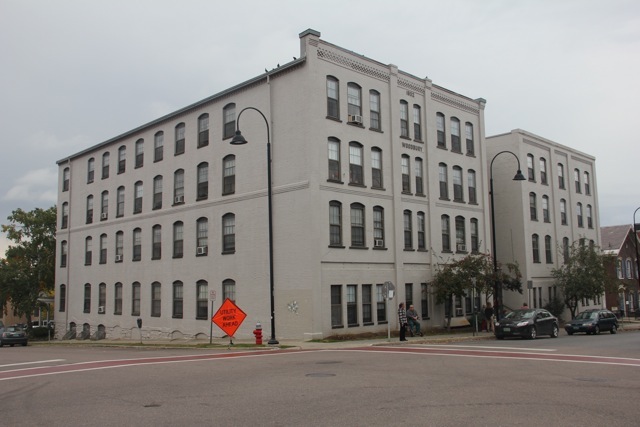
[0,359,65,368]
[419,344,557,352]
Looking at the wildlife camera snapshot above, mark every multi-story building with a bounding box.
[486,129,601,317]
[601,225,639,316]
[55,29,494,340]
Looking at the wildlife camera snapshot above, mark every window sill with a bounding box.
[329,245,346,249]
[401,191,413,196]
[331,325,344,329]
[222,250,235,255]
[327,179,344,185]
[415,193,426,197]
[347,122,365,129]
[173,255,183,259]
[349,246,369,250]
[439,197,451,201]
[371,186,386,191]
[451,150,463,154]
[347,323,360,328]
[369,127,383,133]
[363,322,374,326]
[196,196,208,202]
[348,183,366,188]
[466,153,476,158]
[417,249,428,253]
[172,315,183,319]
[453,199,465,203]
[437,145,448,150]
[326,116,342,123]
[404,248,415,252]
[172,202,185,207]
[399,135,411,140]
[412,139,423,143]
[196,317,208,320]
[373,246,387,250]
[378,321,388,325]
[441,250,453,254]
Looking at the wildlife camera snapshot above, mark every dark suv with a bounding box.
[564,309,618,335]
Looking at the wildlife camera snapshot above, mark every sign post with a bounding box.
[212,298,247,346]
[382,281,395,342]
[209,290,216,344]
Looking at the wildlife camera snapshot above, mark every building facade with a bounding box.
[486,129,601,317]
[601,225,640,316]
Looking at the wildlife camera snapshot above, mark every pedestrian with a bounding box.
[484,302,494,332]
[521,302,529,309]
[398,302,408,341]
[406,304,423,336]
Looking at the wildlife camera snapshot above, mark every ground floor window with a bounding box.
[347,284,358,327]
[331,285,343,328]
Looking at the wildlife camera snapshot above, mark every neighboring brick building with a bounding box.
[601,225,639,316]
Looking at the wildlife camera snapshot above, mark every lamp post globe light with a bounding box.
[230,107,279,345]
[489,151,526,320]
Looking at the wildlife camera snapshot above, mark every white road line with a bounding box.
[419,344,557,352]
[0,359,65,368]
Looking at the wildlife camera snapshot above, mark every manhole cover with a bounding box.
[306,373,336,377]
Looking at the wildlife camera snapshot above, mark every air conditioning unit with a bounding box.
[196,246,208,255]
[456,244,467,252]
[374,239,384,248]
[175,195,184,204]
[98,306,105,314]
[348,114,363,125]
[101,212,108,220]
[115,254,123,262]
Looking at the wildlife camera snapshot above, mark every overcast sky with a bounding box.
[1,0,639,255]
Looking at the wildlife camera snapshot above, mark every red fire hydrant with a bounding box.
[253,322,263,345]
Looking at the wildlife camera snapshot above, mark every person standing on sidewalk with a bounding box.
[398,302,408,341]
[406,305,423,336]
[484,302,494,332]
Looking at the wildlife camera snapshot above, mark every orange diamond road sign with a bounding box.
[212,298,247,337]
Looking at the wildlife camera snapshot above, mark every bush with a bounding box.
[29,326,54,339]
[544,296,565,322]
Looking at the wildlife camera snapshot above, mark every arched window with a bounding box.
[223,103,236,139]
[102,152,110,179]
[326,76,339,119]
[198,113,209,148]
[222,213,235,253]
[83,283,91,313]
[450,117,461,152]
[350,203,365,247]
[118,145,126,174]
[197,162,208,200]
[329,201,342,247]
[223,155,236,195]
[154,131,164,162]
[197,280,209,318]
[152,225,162,260]
[59,284,66,312]
[196,217,208,255]
[175,123,185,155]
[173,281,183,318]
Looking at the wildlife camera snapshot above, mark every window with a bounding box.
[417,212,426,250]
[560,199,567,225]
[175,123,185,155]
[347,285,358,326]
[413,105,422,140]
[115,231,123,262]
[405,284,413,310]
[350,203,365,247]
[455,216,466,252]
[532,234,540,263]
[401,155,411,193]
[465,122,474,155]
[132,228,141,261]
[197,162,208,200]
[133,181,143,214]
[118,146,126,174]
[415,158,424,195]
[198,113,209,148]
[577,203,583,227]
[151,282,161,317]
[84,284,91,313]
[173,281,183,318]
[439,163,448,199]
[328,138,341,182]
[470,218,479,252]
[362,284,372,324]
[373,206,384,248]
[132,282,141,316]
[116,186,125,217]
[436,113,446,148]
[371,148,383,189]
[173,169,184,204]
[574,169,581,193]
[222,278,235,302]
[557,163,565,189]
[349,142,364,185]
[223,155,235,195]
[529,192,538,220]
[421,283,429,319]
[542,195,550,222]
[102,152,110,179]
[98,283,106,314]
[451,118,461,152]
[540,158,547,185]
[62,167,70,192]
[86,195,94,224]
[223,103,236,139]
[468,170,477,204]
[135,139,144,168]
[85,236,92,265]
[87,158,95,183]
[453,166,463,202]
[197,217,208,255]
[331,285,343,328]
[100,191,109,220]
[99,234,107,264]
[587,204,593,228]
[545,235,553,263]
[61,202,69,229]
[152,224,161,260]
[527,154,535,181]
[114,283,122,315]
[173,221,184,258]
[326,76,339,119]
[60,240,67,267]
[197,280,209,318]
[369,90,380,130]
[153,175,162,210]
[223,213,235,253]
[442,215,451,252]
[563,237,570,264]
[347,83,362,120]
[400,101,409,138]
[376,284,386,323]
[584,172,590,195]
[154,131,164,162]
[403,210,412,249]
[329,201,342,246]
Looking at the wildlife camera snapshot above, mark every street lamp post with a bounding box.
[489,151,526,321]
[230,107,279,345]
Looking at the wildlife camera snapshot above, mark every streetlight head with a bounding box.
[230,130,248,145]
[513,169,526,181]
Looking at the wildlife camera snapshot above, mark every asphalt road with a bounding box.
[1,331,639,426]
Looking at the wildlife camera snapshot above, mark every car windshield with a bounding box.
[7,326,22,332]
[504,309,534,320]
[575,311,598,320]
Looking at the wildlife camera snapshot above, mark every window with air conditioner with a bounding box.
[98,306,105,314]
[115,254,123,262]
[197,246,208,255]
[374,239,384,248]
[456,244,466,252]
[175,195,184,204]
[101,212,108,220]
[348,114,363,124]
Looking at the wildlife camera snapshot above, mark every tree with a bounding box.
[0,206,57,324]
[551,242,614,319]
[431,253,522,331]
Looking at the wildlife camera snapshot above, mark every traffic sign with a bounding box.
[209,290,216,301]
[212,298,247,337]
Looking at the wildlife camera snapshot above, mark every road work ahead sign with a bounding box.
[212,298,247,337]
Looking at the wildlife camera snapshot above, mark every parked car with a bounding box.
[495,308,559,340]
[0,325,29,347]
[564,309,618,335]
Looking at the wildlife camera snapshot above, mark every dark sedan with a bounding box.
[0,325,28,347]
[564,309,618,335]
[495,308,559,340]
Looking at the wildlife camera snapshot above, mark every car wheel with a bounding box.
[551,324,559,338]
[594,325,600,335]
[528,326,537,340]
[611,324,617,334]
[567,330,574,335]
[496,335,504,340]
[10,344,15,347]
[21,342,27,346]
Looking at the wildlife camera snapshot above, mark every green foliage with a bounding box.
[543,296,565,321]
[0,206,57,322]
